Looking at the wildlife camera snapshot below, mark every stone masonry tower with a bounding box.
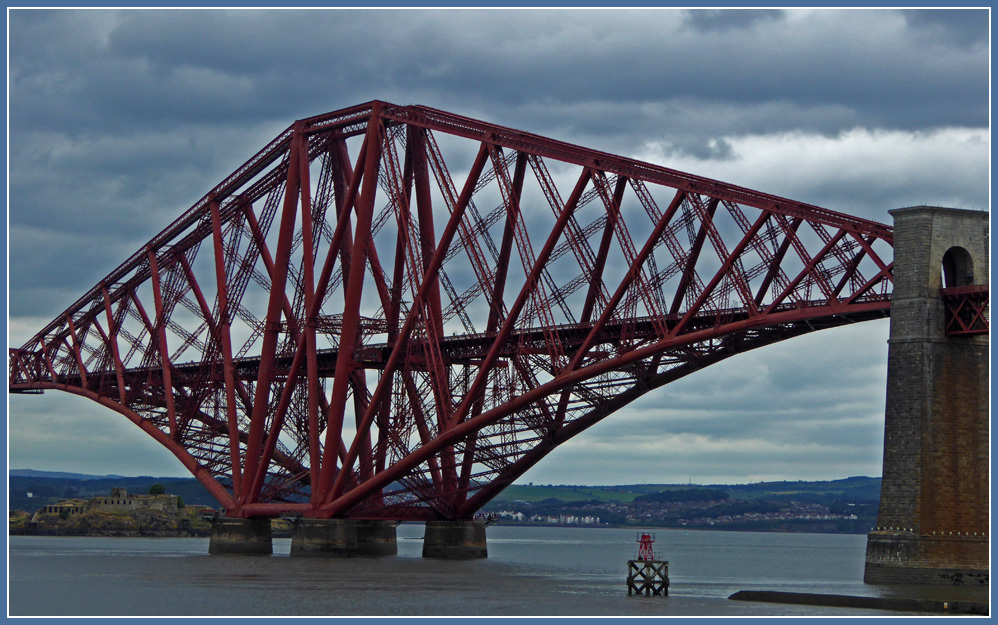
[865,206,989,585]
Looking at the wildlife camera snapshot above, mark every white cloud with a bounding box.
[637,127,990,220]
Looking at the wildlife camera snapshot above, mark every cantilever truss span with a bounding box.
[8,101,894,520]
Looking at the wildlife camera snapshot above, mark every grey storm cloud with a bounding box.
[9,9,989,134]
[899,8,990,47]
[6,8,989,483]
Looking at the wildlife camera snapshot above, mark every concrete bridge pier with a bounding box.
[422,520,488,559]
[355,520,399,556]
[865,206,989,585]
[290,519,356,557]
[290,519,398,557]
[208,517,273,555]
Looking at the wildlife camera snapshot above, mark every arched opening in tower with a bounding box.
[941,246,974,287]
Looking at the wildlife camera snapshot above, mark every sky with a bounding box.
[6,8,990,487]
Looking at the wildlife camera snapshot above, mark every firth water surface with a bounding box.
[8,525,986,617]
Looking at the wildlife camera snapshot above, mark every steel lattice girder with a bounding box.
[9,100,895,520]
[940,285,990,336]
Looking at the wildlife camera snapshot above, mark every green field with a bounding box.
[495,484,642,503]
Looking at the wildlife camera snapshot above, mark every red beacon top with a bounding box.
[637,532,656,561]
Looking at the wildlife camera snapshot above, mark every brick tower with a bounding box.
[864,206,989,585]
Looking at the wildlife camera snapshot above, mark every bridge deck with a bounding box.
[11,299,890,391]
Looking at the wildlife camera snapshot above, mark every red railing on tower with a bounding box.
[637,533,656,561]
[940,285,989,336]
[9,100,895,520]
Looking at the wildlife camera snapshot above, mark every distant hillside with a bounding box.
[9,470,881,518]
[720,476,882,503]
[9,469,128,481]
[9,474,221,513]
[484,477,882,534]
[492,477,881,505]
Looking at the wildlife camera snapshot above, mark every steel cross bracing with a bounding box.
[940,285,990,336]
[9,101,895,520]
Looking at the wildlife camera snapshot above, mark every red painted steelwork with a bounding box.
[940,285,990,336]
[9,101,895,521]
[637,533,656,561]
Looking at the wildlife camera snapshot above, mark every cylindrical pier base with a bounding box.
[208,517,273,555]
[356,520,398,556]
[289,519,398,557]
[422,520,488,559]
[290,519,357,557]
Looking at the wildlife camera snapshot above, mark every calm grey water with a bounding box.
[8,525,986,617]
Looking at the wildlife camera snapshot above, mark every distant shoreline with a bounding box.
[9,528,211,538]
[9,519,868,538]
[10,474,881,537]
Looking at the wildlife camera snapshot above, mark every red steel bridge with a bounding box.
[12,100,923,522]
